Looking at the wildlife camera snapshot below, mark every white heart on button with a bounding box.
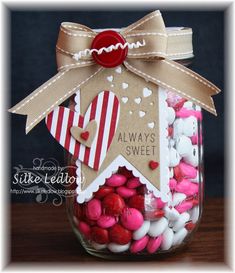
[122,82,128,89]
[134,97,141,104]
[148,122,155,129]
[139,111,146,118]
[122,97,128,104]
[107,75,113,82]
[143,87,152,97]
[115,67,122,74]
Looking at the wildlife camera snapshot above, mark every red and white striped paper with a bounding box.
[45,91,120,170]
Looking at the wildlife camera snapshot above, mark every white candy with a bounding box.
[169,138,175,148]
[168,147,181,167]
[189,205,200,223]
[92,242,107,250]
[167,107,176,125]
[161,227,174,250]
[183,116,198,137]
[171,192,187,207]
[173,117,198,138]
[133,221,150,240]
[183,145,199,167]
[164,207,180,221]
[148,217,168,237]
[176,135,193,157]
[108,243,130,253]
[168,220,175,228]
[173,119,184,138]
[173,212,190,232]
[173,228,188,246]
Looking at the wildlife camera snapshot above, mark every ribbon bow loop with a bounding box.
[9,10,221,134]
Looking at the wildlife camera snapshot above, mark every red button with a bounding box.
[91,30,128,68]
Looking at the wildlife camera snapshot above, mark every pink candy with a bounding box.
[126,177,142,188]
[121,208,144,231]
[147,236,162,254]
[85,199,102,220]
[106,174,127,187]
[130,235,149,253]
[97,215,117,228]
[175,179,199,196]
[175,200,193,213]
[169,178,177,191]
[174,162,197,180]
[176,107,202,120]
[116,186,137,198]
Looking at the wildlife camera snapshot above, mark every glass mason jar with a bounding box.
[65,28,203,259]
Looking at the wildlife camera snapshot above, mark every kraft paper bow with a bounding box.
[9,10,220,133]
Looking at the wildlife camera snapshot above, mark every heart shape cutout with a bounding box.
[45,91,120,171]
[143,87,152,97]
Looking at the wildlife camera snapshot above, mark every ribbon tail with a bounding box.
[9,65,103,134]
[124,59,220,115]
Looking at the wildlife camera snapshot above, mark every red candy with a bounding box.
[109,224,132,245]
[94,186,114,199]
[90,226,109,244]
[145,209,165,220]
[102,193,125,216]
[78,221,91,239]
[174,165,184,181]
[128,195,145,211]
[185,221,196,231]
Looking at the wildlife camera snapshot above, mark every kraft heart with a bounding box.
[45,91,120,171]
[70,119,97,148]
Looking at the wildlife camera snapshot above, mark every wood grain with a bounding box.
[11,198,224,264]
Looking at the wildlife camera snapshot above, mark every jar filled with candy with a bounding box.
[9,10,220,260]
[66,80,204,258]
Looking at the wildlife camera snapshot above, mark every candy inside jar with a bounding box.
[66,91,203,257]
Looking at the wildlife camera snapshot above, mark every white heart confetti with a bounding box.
[143,87,152,97]
[115,67,122,74]
[122,82,129,89]
[134,97,141,104]
[139,111,146,118]
[122,97,128,103]
[107,75,113,82]
[148,122,155,129]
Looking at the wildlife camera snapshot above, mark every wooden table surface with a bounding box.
[11,198,225,266]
